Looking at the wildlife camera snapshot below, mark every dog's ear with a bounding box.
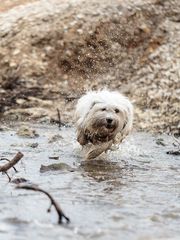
[115,106,133,144]
[82,101,99,123]
[77,128,88,145]
[120,108,133,140]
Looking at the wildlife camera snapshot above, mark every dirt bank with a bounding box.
[0,0,179,134]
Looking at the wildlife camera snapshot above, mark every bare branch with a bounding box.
[0,158,18,172]
[16,185,70,224]
[0,152,23,172]
[3,171,11,182]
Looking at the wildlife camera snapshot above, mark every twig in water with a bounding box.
[0,152,24,182]
[16,185,70,224]
[57,108,62,129]
[4,171,11,182]
[0,158,18,172]
[166,150,180,156]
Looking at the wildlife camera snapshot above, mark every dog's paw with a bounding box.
[85,141,113,160]
[86,147,104,160]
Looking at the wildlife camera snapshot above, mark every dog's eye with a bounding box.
[101,108,106,111]
[115,108,119,113]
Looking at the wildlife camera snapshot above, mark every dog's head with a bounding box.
[82,102,127,143]
[75,90,133,145]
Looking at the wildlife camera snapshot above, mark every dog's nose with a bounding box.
[106,118,113,124]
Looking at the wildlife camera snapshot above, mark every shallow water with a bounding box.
[0,123,180,240]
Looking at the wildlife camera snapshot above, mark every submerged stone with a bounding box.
[40,163,75,173]
[17,126,39,138]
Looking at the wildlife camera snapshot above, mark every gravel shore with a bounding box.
[0,0,179,135]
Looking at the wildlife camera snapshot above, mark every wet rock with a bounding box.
[48,155,59,160]
[27,142,39,148]
[150,215,161,222]
[48,134,63,143]
[156,138,166,146]
[40,163,75,173]
[166,150,180,155]
[11,178,29,184]
[4,217,29,225]
[17,126,39,138]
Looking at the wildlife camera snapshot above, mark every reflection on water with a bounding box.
[0,123,180,240]
[80,159,131,184]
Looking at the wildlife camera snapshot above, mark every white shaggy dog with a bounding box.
[75,90,133,159]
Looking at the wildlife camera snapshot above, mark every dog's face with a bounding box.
[83,102,126,142]
[75,90,133,147]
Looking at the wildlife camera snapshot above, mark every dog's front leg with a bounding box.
[85,140,113,160]
[77,128,88,146]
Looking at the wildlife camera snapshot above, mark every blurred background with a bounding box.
[0,0,179,134]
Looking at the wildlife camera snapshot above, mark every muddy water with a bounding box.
[0,123,180,240]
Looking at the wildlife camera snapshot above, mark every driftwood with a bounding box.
[0,152,24,181]
[16,185,70,224]
[0,158,18,172]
